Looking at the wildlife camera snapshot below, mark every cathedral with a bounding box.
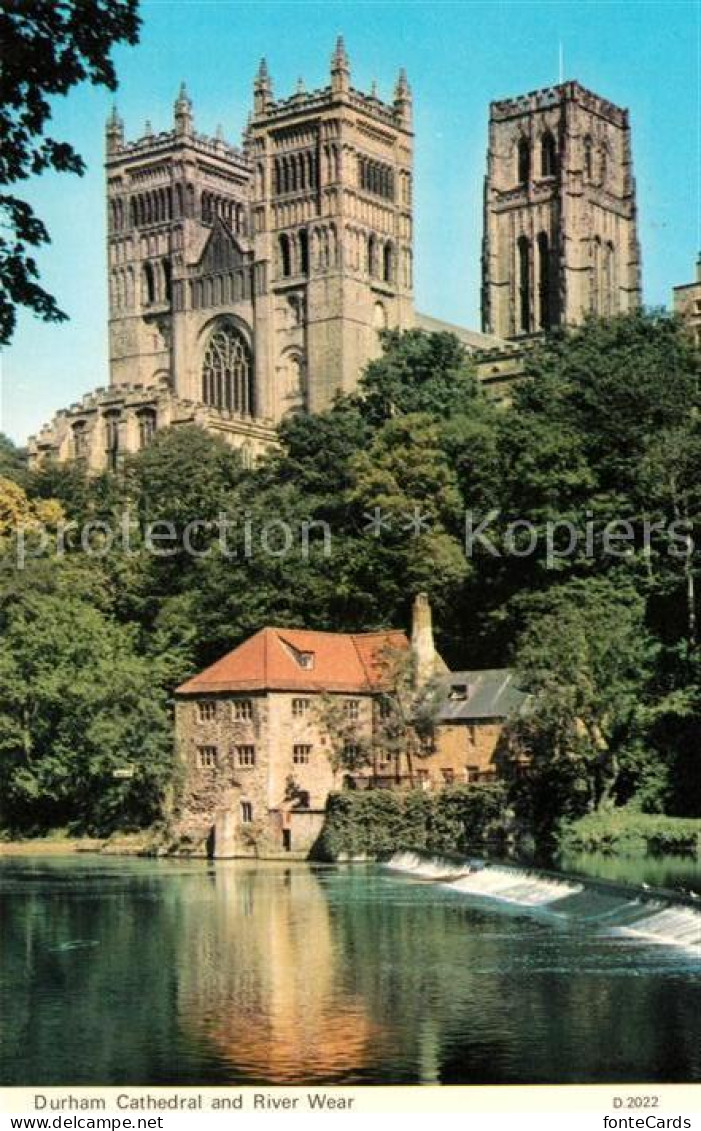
[27,41,641,471]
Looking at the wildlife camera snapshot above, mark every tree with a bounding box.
[0,0,140,344]
[512,578,657,834]
[0,580,171,834]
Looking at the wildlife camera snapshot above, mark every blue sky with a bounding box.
[2,0,699,444]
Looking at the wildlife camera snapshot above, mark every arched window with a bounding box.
[583,135,593,181]
[279,233,292,278]
[299,228,309,275]
[537,232,551,329]
[604,241,616,316]
[517,236,530,333]
[103,412,121,472]
[383,242,394,283]
[162,258,172,303]
[142,262,155,305]
[541,132,557,177]
[517,138,531,185]
[367,234,377,278]
[202,324,254,416]
[137,409,156,449]
[374,301,388,331]
[72,420,88,459]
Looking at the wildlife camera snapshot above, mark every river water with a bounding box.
[0,855,699,1086]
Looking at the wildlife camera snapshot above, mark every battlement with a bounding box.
[106,126,249,172]
[490,80,628,127]
[251,82,407,131]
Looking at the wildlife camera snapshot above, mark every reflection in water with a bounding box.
[0,857,699,1086]
[176,864,384,1082]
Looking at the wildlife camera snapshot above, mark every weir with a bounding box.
[385,851,701,952]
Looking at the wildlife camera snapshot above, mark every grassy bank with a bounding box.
[558,811,701,857]
[316,784,509,860]
[0,830,162,856]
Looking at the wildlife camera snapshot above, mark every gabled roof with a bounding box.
[437,669,528,722]
[176,627,409,696]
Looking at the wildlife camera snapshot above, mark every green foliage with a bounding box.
[317,785,509,860]
[0,0,141,343]
[6,317,701,840]
[559,810,701,858]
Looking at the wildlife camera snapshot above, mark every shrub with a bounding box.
[558,810,701,857]
[316,784,508,860]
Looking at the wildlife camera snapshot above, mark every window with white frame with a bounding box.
[292,697,311,718]
[236,745,256,767]
[197,701,217,723]
[344,699,360,720]
[241,801,253,823]
[197,746,217,769]
[293,744,312,765]
[232,699,253,722]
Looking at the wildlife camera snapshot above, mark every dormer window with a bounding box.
[450,684,470,700]
[298,652,314,670]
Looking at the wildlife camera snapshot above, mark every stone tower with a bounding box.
[246,39,414,413]
[481,81,641,339]
[105,86,252,400]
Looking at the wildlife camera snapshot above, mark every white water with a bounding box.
[385,852,701,953]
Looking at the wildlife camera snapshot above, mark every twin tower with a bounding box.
[30,42,641,469]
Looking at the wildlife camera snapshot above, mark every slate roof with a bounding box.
[176,627,409,696]
[414,311,510,353]
[436,669,528,722]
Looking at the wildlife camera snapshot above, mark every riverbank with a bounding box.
[0,832,158,856]
[559,811,701,857]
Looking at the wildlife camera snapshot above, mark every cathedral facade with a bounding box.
[28,53,641,471]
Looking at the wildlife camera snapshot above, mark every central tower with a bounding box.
[481,81,641,340]
[247,39,414,414]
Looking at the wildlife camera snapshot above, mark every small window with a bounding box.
[417,768,429,781]
[236,745,256,767]
[197,701,217,723]
[298,652,314,670]
[293,744,312,764]
[241,801,253,823]
[292,698,311,717]
[377,750,392,766]
[517,137,531,185]
[377,698,392,720]
[232,699,253,722]
[343,742,361,761]
[449,684,469,700]
[466,764,480,783]
[197,746,217,769]
[344,699,360,720]
[541,132,557,177]
[441,767,455,785]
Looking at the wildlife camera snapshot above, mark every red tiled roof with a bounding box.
[176,627,409,696]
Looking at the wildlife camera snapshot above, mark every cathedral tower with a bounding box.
[481,81,641,339]
[246,39,414,414]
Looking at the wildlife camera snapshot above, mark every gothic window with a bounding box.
[299,229,309,275]
[137,409,157,449]
[591,236,602,314]
[162,258,172,303]
[383,242,394,283]
[142,262,155,305]
[517,236,530,333]
[600,143,608,186]
[517,138,531,185]
[103,411,120,472]
[367,234,377,278]
[604,241,616,315]
[541,132,557,177]
[537,232,552,330]
[279,233,292,278]
[72,421,88,460]
[374,301,388,331]
[583,135,593,181]
[202,324,254,416]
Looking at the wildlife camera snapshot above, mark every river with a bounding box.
[0,854,699,1086]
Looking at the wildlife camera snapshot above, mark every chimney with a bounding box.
[411,592,438,686]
